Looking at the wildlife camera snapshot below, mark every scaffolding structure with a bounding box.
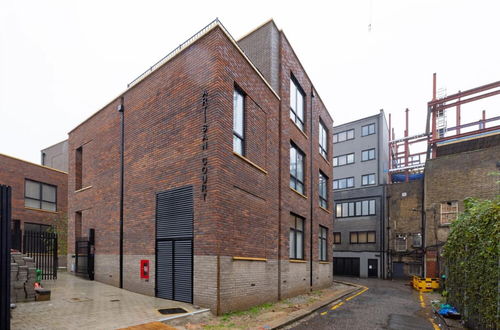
[389,74,500,182]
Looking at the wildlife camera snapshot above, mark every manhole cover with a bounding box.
[158,308,188,315]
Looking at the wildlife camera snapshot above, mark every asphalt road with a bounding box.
[289,277,438,330]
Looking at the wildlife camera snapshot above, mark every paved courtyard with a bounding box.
[11,271,202,330]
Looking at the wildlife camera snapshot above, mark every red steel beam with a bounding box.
[433,89,500,111]
[428,80,500,106]
[430,124,500,144]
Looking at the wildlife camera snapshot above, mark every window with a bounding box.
[409,264,422,276]
[361,123,375,136]
[333,232,341,244]
[333,153,355,167]
[362,174,376,186]
[25,180,57,211]
[319,120,328,158]
[319,172,328,208]
[412,233,422,247]
[290,143,305,194]
[440,201,458,225]
[333,177,354,190]
[319,226,328,261]
[233,87,245,155]
[75,146,83,190]
[333,129,354,143]
[290,214,305,259]
[395,236,407,252]
[24,222,51,233]
[290,76,305,131]
[361,148,376,161]
[335,199,376,218]
[350,231,376,244]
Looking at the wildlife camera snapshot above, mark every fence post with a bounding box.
[0,185,12,330]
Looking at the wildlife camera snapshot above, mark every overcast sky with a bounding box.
[1,0,499,164]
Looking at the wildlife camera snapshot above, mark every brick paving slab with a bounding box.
[11,271,198,330]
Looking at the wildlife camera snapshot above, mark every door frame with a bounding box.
[367,258,378,278]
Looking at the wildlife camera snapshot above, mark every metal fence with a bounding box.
[23,231,58,280]
[75,229,95,280]
[0,184,12,330]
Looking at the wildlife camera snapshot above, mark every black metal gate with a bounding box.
[75,229,95,280]
[1,185,12,330]
[333,257,360,277]
[23,231,58,280]
[156,186,193,303]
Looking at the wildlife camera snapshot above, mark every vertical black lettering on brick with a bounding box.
[201,91,209,201]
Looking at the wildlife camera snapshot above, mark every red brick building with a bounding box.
[67,19,334,313]
[0,153,67,245]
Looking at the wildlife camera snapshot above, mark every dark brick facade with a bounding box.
[68,20,333,313]
[0,153,67,234]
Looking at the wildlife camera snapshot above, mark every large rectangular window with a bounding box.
[333,129,354,143]
[290,143,305,194]
[319,120,328,158]
[333,177,354,190]
[335,199,376,218]
[333,153,355,167]
[319,171,328,208]
[362,173,376,186]
[350,231,376,244]
[290,214,305,259]
[361,148,376,161]
[319,226,328,261]
[233,88,245,155]
[290,76,305,131]
[361,123,375,136]
[25,179,57,212]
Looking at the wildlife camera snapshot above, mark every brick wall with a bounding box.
[0,154,67,232]
[424,143,500,277]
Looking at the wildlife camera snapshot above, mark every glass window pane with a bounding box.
[333,158,338,167]
[347,177,354,187]
[339,179,346,189]
[290,79,296,110]
[233,135,243,155]
[233,90,244,136]
[356,202,362,216]
[347,154,354,163]
[290,147,296,176]
[339,156,346,166]
[362,151,367,161]
[336,204,342,217]
[369,174,375,185]
[297,92,304,122]
[25,198,40,209]
[348,203,355,217]
[342,203,348,217]
[297,153,303,181]
[296,232,303,259]
[362,175,368,185]
[347,129,354,139]
[358,232,367,243]
[370,149,375,159]
[296,182,304,194]
[25,180,40,199]
[350,232,357,243]
[339,132,346,142]
[42,184,56,202]
[362,201,369,215]
[289,230,295,258]
[369,200,376,215]
[42,201,56,212]
[333,180,338,190]
[370,124,375,134]
[368,232,376,243]
[297,218,303,231]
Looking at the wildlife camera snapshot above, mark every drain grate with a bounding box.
[158,308,188,315]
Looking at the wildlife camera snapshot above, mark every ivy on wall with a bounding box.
[443,197,500,328]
